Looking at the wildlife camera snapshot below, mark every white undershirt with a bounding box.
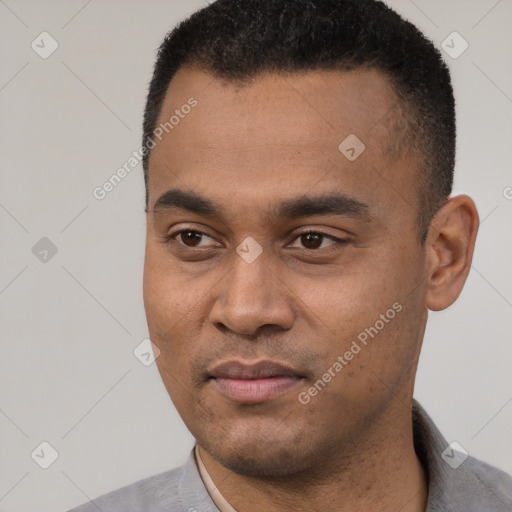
[195,445,239,512]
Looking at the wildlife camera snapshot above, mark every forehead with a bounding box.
[147,66,415,223]
[157,65,397,146]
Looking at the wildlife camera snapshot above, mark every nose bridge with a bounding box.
[229,251,271,303]
[211,249,294,335]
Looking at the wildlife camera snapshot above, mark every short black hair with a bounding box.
[143,0,455,241]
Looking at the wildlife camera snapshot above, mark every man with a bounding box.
[69,0,512,510]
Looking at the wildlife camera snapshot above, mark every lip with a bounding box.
[209,360,305,403]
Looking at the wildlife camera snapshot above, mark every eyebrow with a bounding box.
[153,188,372,222]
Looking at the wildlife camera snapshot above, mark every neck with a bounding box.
[197,397,428,512]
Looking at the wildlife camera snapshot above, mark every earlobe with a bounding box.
[425,195,479,311]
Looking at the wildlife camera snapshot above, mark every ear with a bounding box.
[424,195,479,311]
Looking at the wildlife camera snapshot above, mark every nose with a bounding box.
[209,248,295,337]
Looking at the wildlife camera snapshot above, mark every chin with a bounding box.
[215,446,310,477]
[197,419,319,478]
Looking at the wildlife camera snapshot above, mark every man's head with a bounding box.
[142,0,478,479]
[143,0,456,241]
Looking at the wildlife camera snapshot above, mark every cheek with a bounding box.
[295,252,423,382]
[143,248,198,383]
[143,242,206,330]
[292,263,399,343]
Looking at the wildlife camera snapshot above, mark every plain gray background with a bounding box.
[0,0,511,510]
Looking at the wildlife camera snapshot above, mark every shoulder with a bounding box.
[66,465,186,512]
[412,400,512,511]
[462,455,512,510]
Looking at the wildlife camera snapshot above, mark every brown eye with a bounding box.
[290,231,341,250]
[166,229,220,248]
[301,233,323,249]
[179,231,204,247]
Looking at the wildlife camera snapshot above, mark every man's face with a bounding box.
[143,67,429,476]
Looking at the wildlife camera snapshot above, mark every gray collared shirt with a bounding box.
[67,400,512,511]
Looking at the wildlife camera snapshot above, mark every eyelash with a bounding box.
[161,228,349,252]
